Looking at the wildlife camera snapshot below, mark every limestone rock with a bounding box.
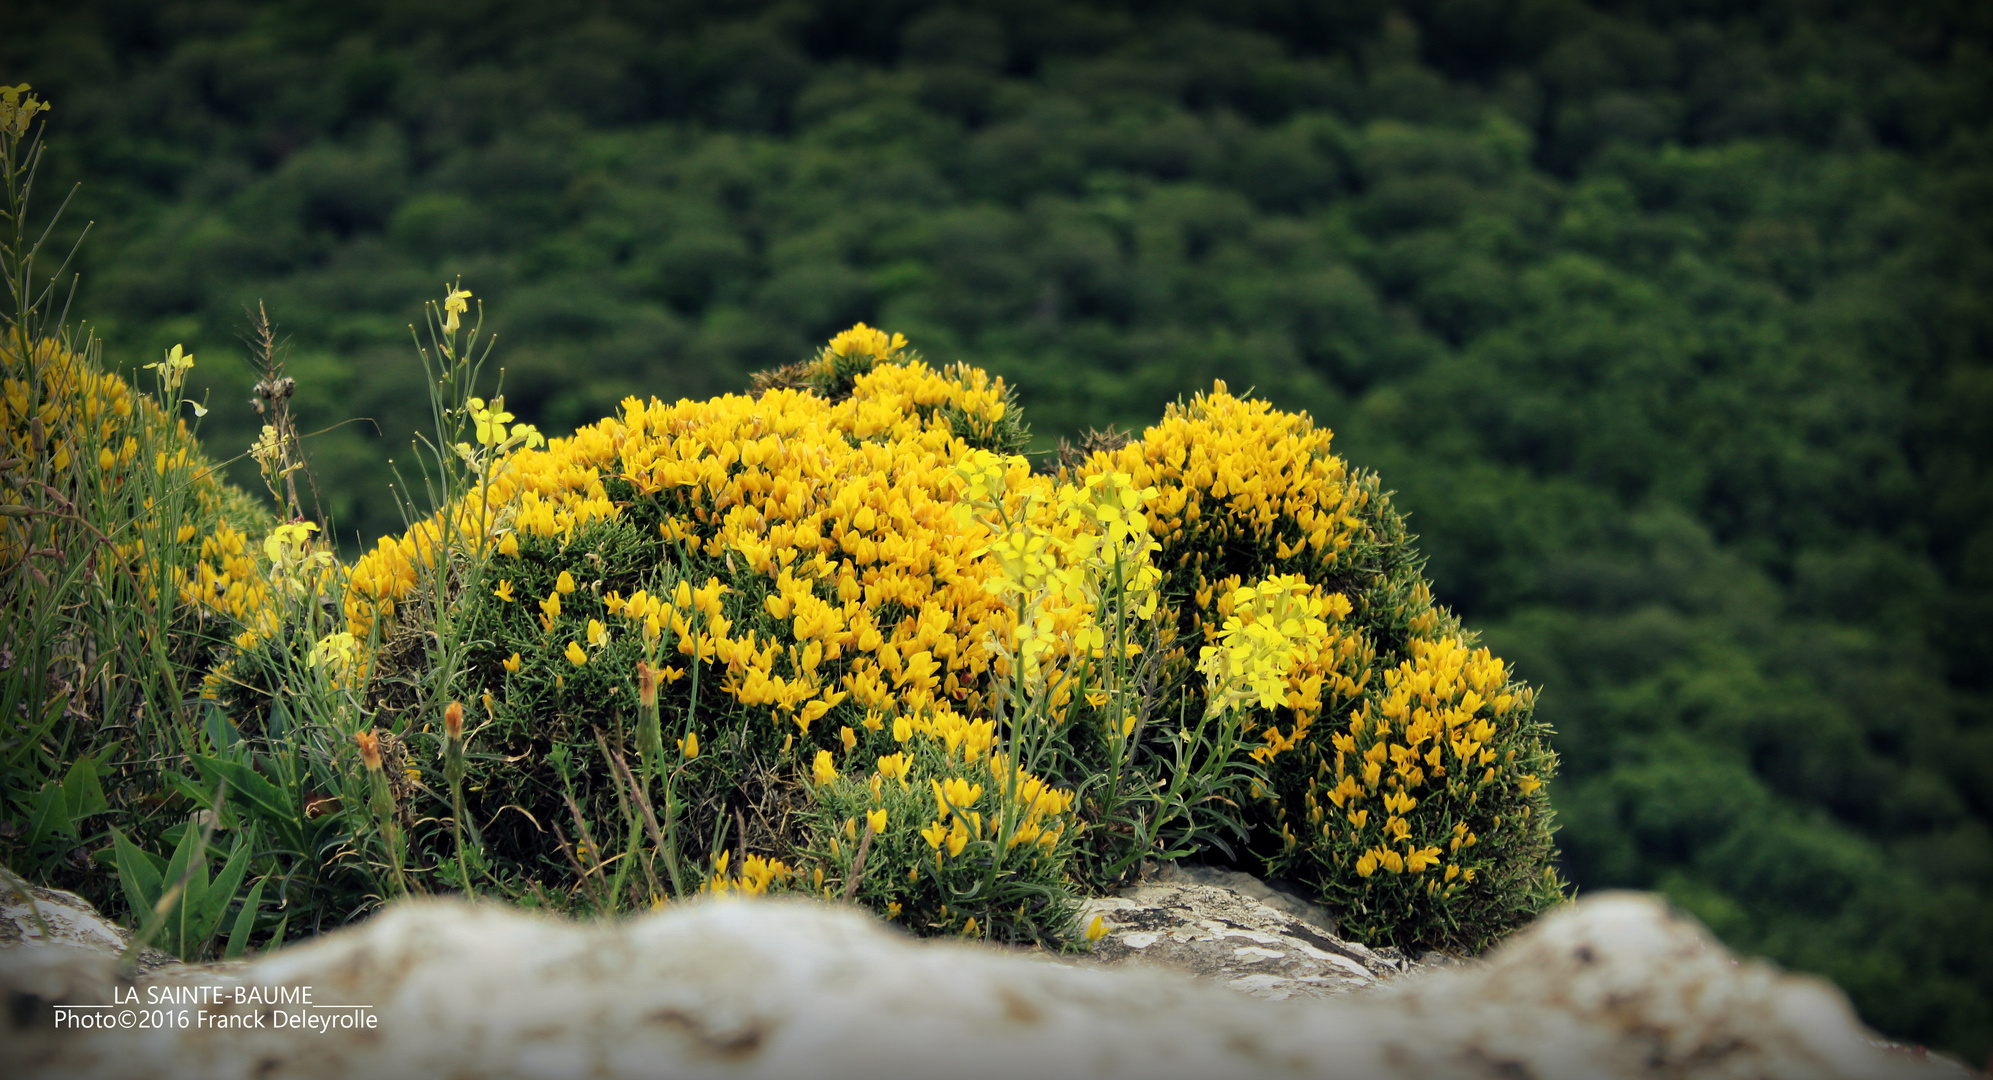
[2,888,1972,1080]
[1143,861,1343,936]
[1,878,134,955]
[0,875,174,971]
[1074,880,1408,999]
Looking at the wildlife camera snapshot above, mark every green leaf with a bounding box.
[224,875,266,960]
[194,756,294,828]
[109,826,164,925]
[164,771,214,807]
[163,823,211,960]
[22,780,72,848]
[203,708,242,752]
[192,836,255,957]
[61,754,111,822]
[262,912,288,955]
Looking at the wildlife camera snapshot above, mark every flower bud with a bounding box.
[355,729,383,772]
[636,662,658,709]
[444,701,464,741]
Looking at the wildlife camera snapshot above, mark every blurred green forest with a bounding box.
[5,0,1990,1061]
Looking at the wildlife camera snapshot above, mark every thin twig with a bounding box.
[841,825,874,904]
[594,729,664,902]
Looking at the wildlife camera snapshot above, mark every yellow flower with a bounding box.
[588,618,608,648]
[812,749,837,787]
[143,344,195,393]
[493,579,515,602]
[556,570,577,594]
[540,590,562,621]
[565,640,588,666]
[497,532,519,557]
[920,820,948,851]
[679,731,700,758]
[932,776,982,816]
[1085,915,1108,942]
[441,284,472,336]
[839,725,857,753]
[867,808,887,833]
[503,652,522,673]
[1405,846,1442,874]
[875,752,911,786]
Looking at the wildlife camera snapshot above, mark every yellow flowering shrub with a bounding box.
[343,325,1084,938]
[342,325,1558,950]
[1079,385,1563,951]
[0,340,352,733]
[1,338,269,672]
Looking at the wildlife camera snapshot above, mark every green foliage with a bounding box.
[108,817,259,964]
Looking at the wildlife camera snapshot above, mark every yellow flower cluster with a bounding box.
[344,496,509,635]
[346,334,1035,739]
[336,323,1550,947]
[953,450,1167,705]
[1079,383,1378,760]
[1,82,53,139]
[2,341,140,565]
[3,338,264,616]
[1089,382,1371,582]
[1198,575,1337,721]
[1314,634,1524,896]
[1070,380,1559,949]
[700,850,795,897]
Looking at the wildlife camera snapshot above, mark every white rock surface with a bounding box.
[2,889,1970,1080]
[1,878,134,955]
[1075,881,1407,999]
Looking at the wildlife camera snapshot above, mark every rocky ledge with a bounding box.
[0,871,1976,1080]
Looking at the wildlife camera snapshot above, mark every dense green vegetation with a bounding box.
[4,0,1988,1061]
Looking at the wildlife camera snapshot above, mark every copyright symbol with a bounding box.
[119,1011,135,1028]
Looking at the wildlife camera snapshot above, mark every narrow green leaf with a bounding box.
[224,876,266,960]
[109,826,163,923]
[194,837,254,955]
[263,912,288,955]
